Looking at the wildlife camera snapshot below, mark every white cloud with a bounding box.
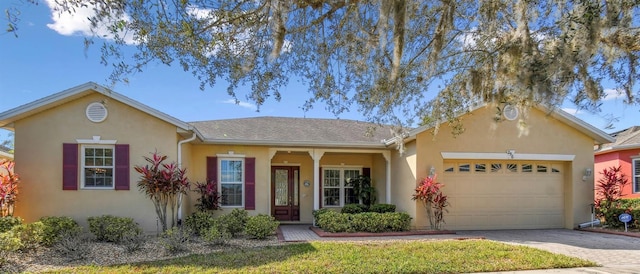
[561,108,580,115]
[603,88,625,101]
[221,99,257,111]
[45,0,136,44]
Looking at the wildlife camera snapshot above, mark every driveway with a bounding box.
[457,229,640,273]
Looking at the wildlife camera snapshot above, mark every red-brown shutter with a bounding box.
[318,167,322,209]
[244,157,256,210]
[62,143,78,190]
[206,156,217,182]
[363,167,371,178]
[114,144,130,190]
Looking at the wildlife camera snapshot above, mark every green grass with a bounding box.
[45,239,596,274]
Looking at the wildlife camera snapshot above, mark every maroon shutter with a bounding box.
[244,157,256,210]
[319,167,322,209]
[363,167,371,178]
[206,157,217,182]
[62,143,78,190]
[114,144,130,190]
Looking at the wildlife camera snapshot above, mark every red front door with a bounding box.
[271,166,300,221]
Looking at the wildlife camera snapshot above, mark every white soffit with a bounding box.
[441,152,575,161]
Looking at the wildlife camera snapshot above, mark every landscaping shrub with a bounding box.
[160,227,190,254]
[317,211,411,233]
[0,216,22,233]
[202,220,231,245]
[0,230,21,267]
[219,209,248,237]
[597,199,640,229]
[341,204,368,214]
[370,204,396,213]
[39,216,81,246]
[11,221,45,251]
[184,211,216,236]
[88,215,142,243]
[53,232,93,261]
[121,233,146,253]
[316,210,352,233]
[245,214,279,239]
[312,208,332,224]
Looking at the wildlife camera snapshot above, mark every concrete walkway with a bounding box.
[279,225,640,274]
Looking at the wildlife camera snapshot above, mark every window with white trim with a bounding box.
[323,168,361,207]
[633,159,640,193]
[81,145,114,189]
[220,158,244,207]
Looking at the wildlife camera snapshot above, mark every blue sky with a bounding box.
[1,1,638,142]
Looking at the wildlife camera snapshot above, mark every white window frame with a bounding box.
[633,158,640,193]
[322,166,362,207]
[218,156,245,208]
[81,144,115,189]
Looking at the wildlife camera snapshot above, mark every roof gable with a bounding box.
[391,104,614,145]
[0,82,192,131]
[595,126,640,154]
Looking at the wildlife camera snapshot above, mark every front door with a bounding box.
[271,166,300,221]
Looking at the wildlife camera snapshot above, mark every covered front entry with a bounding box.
[442,160,565,230]
[271,166,300,221]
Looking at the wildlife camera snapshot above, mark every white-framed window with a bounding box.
[81,145,114,189]
[633,158,640,193]
[323,167,361,207]
[220,158,244,207]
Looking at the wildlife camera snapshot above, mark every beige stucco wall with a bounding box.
[412,107,595,229]
[13,92,180,233]
[390,140,418,226]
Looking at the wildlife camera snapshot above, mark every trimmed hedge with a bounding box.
[316,210,411,233]
[341,204,368,214]
[39,216,81,246]
[370,204,396,213]
[0,216,22,233]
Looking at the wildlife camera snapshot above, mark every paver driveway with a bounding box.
[457,229,640,273]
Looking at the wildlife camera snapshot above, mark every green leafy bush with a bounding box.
[184,211,216,236]
[597,199,640,229]
[341,204,368,214]
[0,230,21,267]
[0,216,22,233]
[316,210,352,233]
[312,208,332,224]
[160,227,190,254]
[245,214,279,239]
[202,220,231,245]
[317,211,411,233]
[11,221,45,250]
[39,216,81,246]
[219,209,248,237]
[88,215,142,243]
[121,233,146,253]
[370,204,396,213]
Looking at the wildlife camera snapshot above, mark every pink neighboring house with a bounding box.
[594,126,640,199]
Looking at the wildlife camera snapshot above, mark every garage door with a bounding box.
[442,160,564,230]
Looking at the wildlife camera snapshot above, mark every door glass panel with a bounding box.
[293,170,299,206]
[275,169,288,206]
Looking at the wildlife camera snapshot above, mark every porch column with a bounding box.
[382,151,391,204]
[311,150,325,210]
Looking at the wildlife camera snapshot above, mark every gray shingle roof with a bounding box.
[190,117,396,147]
[601,126,640,149]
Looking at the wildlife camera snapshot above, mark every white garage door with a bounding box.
[441,160,565,230]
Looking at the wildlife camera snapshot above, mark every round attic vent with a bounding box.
[503,104,519,121]
[86,102,108,123]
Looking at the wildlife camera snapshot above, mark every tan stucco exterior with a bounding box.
[1,84,607,232]
[13,92,181,232]
[409,107,596,229]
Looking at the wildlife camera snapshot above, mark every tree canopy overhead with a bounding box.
[12,0,640,131]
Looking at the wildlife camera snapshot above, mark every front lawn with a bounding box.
[46,239,596,273]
